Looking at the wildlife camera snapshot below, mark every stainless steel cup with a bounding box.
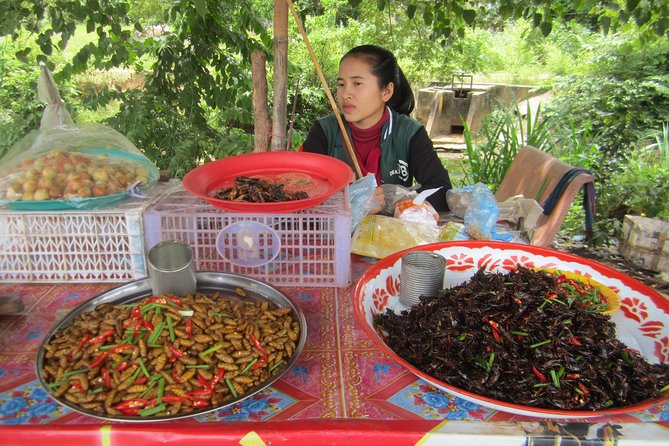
[147,240,197,296]
[399,251,446,308]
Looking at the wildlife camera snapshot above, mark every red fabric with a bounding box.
[350,108,389,183]
[0,420,440,446]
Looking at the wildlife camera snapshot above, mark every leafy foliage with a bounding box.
[0,49,43,158]
[461,101,552,190]
[358,0,669,42]
[0,0,272,175]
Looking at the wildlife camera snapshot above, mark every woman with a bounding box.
[302,44,453,212]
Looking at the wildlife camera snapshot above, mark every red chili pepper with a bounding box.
[77,334,91,351]
[486,319,501,343]
[113,398,149,411]
[165,296,182,305]
[119,408,140,416]
[134,376,148,385]
[546,292,559,300]
[110,344,137,354]
[186,318,193,339]
[570,336,583,346]
[249,334,270,357]
[127,305,145,335]
[172,368,183,384]
[251,358,267,370]
[533,367,548,382]
[556,274,569,284]
[88,351,110,369]
[197,372,212,390]
[70,380,84,393]
[577,382,590,395]
[566,373,582,379]
[115,360,130,372]
[188,389,213,397]
[167,343,185,360]
[88,329,115,345]
[190,398,210,408]
[101,367,111,388]
[131,305,143,320]
[210,367,226,388]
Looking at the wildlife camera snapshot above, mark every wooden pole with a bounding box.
[251,50,271,152]
[286,77,300,150]
[286,0,363,179]
[272,0,288,151]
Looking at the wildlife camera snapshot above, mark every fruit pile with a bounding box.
[1,150,151,201]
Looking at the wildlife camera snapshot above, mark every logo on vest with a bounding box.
[389,160,409,182]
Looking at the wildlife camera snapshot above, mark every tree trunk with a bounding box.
[251,50,270,153]
[271,0,288,151]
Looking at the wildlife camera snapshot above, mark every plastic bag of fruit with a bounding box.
[0,65,159,210]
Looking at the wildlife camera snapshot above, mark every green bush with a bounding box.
[0,46,42,158]
[461,101,552,190]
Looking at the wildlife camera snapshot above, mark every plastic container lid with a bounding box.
[216,221,282,268]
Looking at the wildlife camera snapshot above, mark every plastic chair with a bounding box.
[495,146,595,247]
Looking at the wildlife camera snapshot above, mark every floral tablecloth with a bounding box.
[0,255,668,445]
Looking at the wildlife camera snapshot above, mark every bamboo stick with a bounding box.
[286,0,363,179]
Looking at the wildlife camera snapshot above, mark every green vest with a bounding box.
[316,108,422,186]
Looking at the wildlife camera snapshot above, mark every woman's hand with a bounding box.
[367,186,385,215]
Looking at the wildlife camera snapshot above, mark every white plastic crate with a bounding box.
[143,187,352,288]
[0,182,177,283]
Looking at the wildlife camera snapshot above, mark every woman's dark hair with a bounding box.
[341,45,415,115]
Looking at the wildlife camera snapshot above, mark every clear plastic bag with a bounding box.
[0,64,159,210]
[379,183,415,216]
[393,187,441,225]
[463,183,500,240]
[348,173,379,233]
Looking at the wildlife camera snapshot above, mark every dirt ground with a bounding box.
[550,237,669,296]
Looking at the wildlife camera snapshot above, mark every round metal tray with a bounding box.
[36,272,307,422]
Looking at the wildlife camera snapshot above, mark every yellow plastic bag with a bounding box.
[351,215,440,259]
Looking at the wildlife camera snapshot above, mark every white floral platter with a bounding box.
[353,241,669,419]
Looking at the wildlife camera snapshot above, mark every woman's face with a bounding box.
[337,55,393,129]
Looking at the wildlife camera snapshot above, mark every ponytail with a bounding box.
[341,45,415,115]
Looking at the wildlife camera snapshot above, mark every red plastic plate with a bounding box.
[182,151,354,213]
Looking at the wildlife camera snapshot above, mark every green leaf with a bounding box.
[654,18,668,35]
[625,0,640,13]
[600,15,611,35]
[407,4,416,19]
[40,41,53,56]
[423,6,433,25]
[15,48,31,63]
[194,0,207,17]
[533,12,542,28]
[540,21,552,37]
[462,9,476,26]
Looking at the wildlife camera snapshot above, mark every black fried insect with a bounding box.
[214,177,308,203]
[375,265,669,411]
